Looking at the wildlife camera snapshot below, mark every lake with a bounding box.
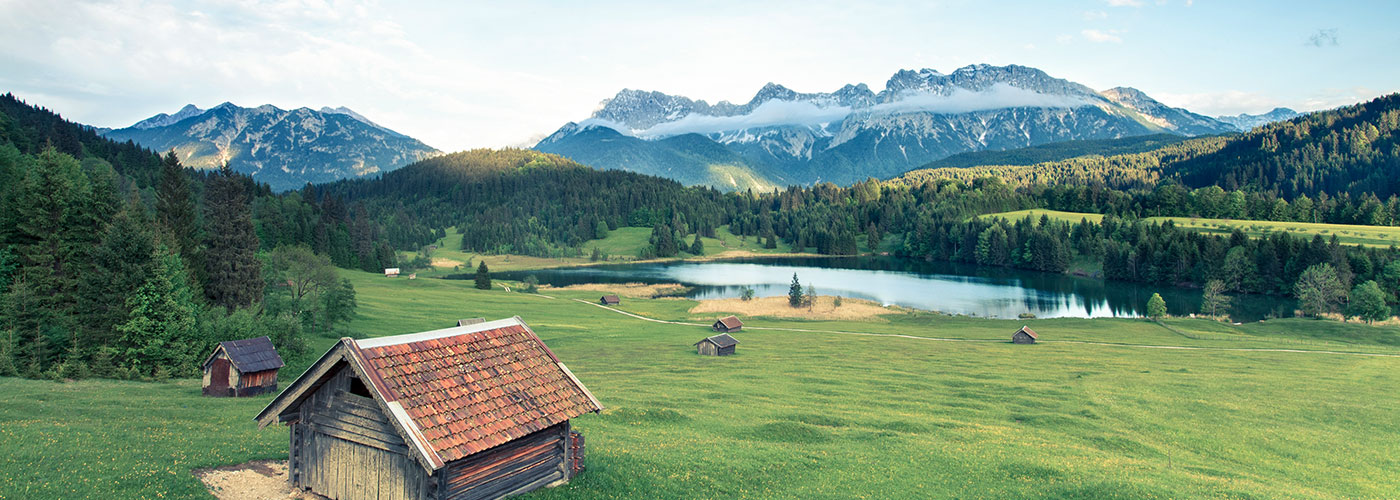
[482,256,1295,321]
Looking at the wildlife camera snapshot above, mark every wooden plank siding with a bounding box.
[293,365,432,500]
[442,423,568,500]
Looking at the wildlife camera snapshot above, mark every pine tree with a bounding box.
[690,233,704,255]
[203,164,263,312]
[155,151,198,265]
[117,250,197,377]
[75,194,157,351]
[475,261,492,290]
[788,273,803,307]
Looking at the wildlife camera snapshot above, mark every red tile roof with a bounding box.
[1017,326,1039,339]
[351,318,602,464]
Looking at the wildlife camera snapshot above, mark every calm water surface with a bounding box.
[486,257,1293,321]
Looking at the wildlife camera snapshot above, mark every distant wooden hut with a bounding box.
[1013,326,1039,344]
[203,336,284,397]
[599,295,621,305]
[712,316,743,333]
[384,267,400,277]
[255,317,603,500]
[457,317,486,327]
[695,334,739,356]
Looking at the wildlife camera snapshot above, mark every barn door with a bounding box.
[209,358,231,395]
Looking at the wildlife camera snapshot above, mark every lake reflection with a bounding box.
[485,257,1293,321]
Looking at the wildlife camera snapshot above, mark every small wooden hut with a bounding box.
[457,317,486,327]
[384,267,401,277]
[255,317,603,500]
[1013,326,1039,344]
[203,336,284,397]
[599,295,621,305]
[695,334,739,356]
[712,316,743,333]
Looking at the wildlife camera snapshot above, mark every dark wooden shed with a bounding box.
[1013,326,1039,344]
[255,317,603,500]
[203,336,284,397]
[695,334,739,356]
[599,295,620,305]
[712,316,743,333]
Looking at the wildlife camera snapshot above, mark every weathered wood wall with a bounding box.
[441,422,568,500]
[697,342,718,356]
[292,364,431,500]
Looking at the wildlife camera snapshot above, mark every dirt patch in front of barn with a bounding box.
[690,296,904,320]
[193,460,324,500]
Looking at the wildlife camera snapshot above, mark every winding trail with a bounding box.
[568,298,1400,359]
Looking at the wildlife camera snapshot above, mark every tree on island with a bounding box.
[1146,293,1167,321]
[475,261,491,290]
[788,273,803,307]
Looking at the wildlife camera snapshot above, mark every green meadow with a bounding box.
[3,270,1399,499]
[986,209,1400,248]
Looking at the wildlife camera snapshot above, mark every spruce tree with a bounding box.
[117,250,197,377]
[690,233,704,255]
[475,261,492,290]
[203,164,263,311]
[788,273,803,307]
[156,151,200,268]
[76,194,157,351]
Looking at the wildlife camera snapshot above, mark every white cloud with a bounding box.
[1083,10,1109,20]
[1082,29,1124,43]
[1106,0,1144,6]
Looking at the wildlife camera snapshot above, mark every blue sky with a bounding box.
[1,0,1396,151]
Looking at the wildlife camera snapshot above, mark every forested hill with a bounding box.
[896,93,1400,200]
[0,93,163,187]
[319,149,732,257]
[914,134,1192,171]
[1175,93,1400,198]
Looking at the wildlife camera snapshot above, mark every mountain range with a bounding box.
[103,103,439,190]
[536,64,1301,190]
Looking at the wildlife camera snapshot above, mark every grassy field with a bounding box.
[3,270,1399,499]
[986,209,1400,248]
[402,224,801,276]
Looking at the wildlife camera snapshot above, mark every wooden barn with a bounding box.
[255,317,603,500]
[695,334,739,356]
[599,295,620,305]
[712,316,743,333]
[1013,326,1039,344]
[203,336,284,397]
[456,317,486,327]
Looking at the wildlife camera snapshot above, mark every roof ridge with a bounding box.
[354,317,524,349]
